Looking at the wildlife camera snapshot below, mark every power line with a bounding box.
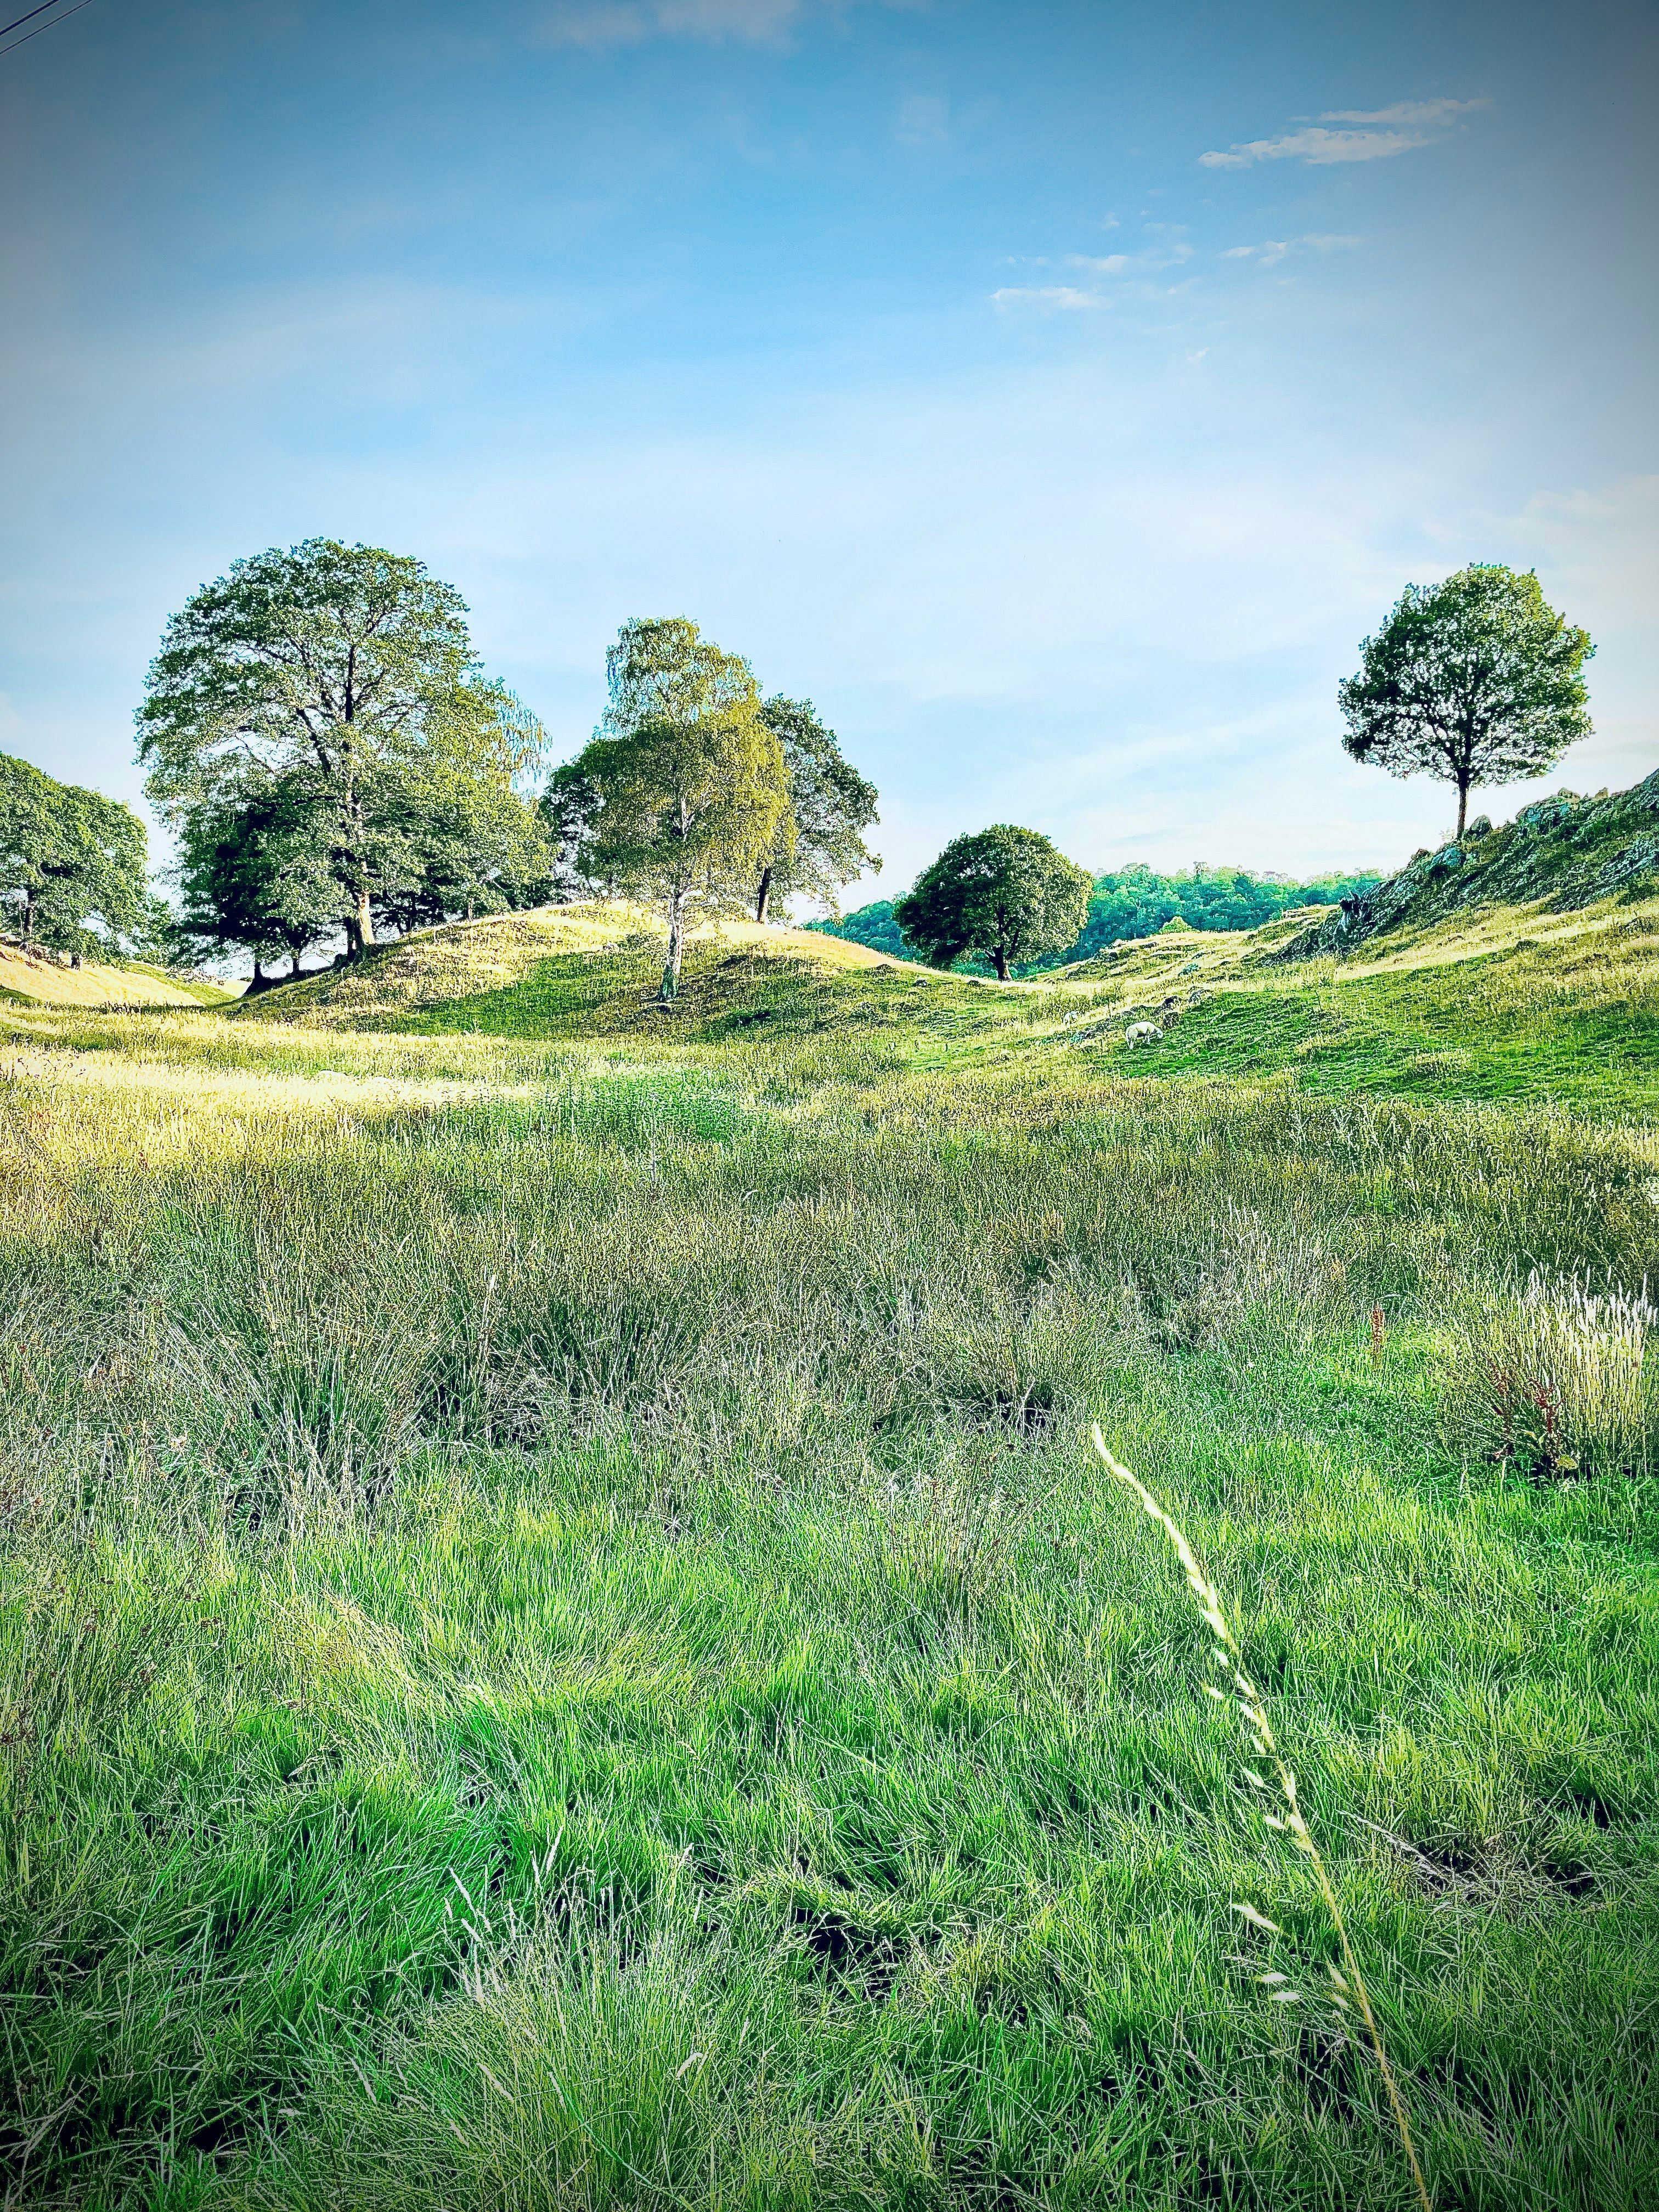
[0,1,66,38]
[0,0,95,60]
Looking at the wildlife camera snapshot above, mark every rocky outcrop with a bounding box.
[1266,768,1659,961]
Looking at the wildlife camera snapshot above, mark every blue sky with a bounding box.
[2,0,1655,899]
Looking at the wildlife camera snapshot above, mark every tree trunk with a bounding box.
[660,889,687,1002]
[20,887,32,949]
[1455,781,1469,840]
[754,867,772,926]
[355,883,376,954]
[992,944,1009,981]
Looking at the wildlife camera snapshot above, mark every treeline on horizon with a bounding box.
[0,539,1594,987]
[810,863,1386,974]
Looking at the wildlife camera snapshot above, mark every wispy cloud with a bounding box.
[1221,233,1361,267]
[894,93,950,149]
[990,285,1107,312]
[994,230,1192,312]
[1320,99,1482,127]
[1200,97,1485,168]
[534,0,870,50]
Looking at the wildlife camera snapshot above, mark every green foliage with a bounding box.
[176,777,341,978]
[815,865,1385,970]
[0,749,148,957]
[1159,913,1192,932]
[1340,565,1594,836]
[571,619,789,995]
[752,697,879,922]
[137,539,547,956]
[536,760,605,900]
[894,822,1093,979]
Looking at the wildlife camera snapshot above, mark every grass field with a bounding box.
[4,879,1658,2209]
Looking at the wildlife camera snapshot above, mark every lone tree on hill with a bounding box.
[0,752,148,960]
[894,823,1092,981]
[137,538,546,957]
[1339,565,1593,838]
[569,618,788,1000]
[752,698,879,923]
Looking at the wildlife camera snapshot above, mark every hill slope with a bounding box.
[0,942,227,1008]
[214,770,1659,1114]
[231,902,926,1030]
[1269,768,1659,961]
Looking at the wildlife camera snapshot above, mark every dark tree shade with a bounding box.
[893,823,1092,981]
[175,777,341,980]
[1339,565,1593,838]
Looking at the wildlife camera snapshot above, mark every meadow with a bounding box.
[4,893,1659,2210]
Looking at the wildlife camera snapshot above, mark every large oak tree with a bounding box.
[137,539,545,956]
[0,752,148,960]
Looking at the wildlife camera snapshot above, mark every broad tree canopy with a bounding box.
[751,697,879,923]
[1339,565,1593,838]
[137,539,546,954]
[894,823,1092,981]
[571,618,788,997]
[0,751,148,958]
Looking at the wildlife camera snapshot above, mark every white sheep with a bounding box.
[1125,1021,1163,1048]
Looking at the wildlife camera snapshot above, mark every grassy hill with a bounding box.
[228,787,1659,1116]
[4,783,1659,2211]
[0,940,231,1008]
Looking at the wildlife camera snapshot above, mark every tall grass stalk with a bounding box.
[1091,1424,1434,2212]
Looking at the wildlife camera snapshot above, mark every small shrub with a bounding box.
[1442,1269,1656,1478]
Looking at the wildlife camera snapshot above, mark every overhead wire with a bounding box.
[0,1,69,38]
[0,0,96,60]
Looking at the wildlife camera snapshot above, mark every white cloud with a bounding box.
[1202,125,1426,167]
[1319,99,1486,127]
[994,231,1195,312]
[1221,233,1360,267]
[990,285,1106,311]
[1200,98,1485,168]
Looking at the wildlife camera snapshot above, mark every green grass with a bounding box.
[4,927,1659,2208]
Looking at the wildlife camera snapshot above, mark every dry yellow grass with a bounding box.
[0,944,209,1008]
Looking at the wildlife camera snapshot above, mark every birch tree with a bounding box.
[571,618,787,1000]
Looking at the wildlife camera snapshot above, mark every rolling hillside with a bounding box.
[0,941,230,1008]
[222,771,1659,1115]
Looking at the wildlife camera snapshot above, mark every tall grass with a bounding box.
[1092,1429,1431,2212]
[2,1014,1658,2205]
